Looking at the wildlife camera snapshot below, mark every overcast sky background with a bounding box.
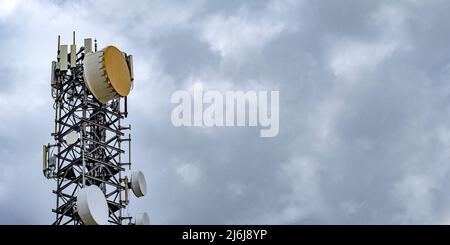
[1,0,450,224]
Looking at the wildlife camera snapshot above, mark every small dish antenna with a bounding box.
[76,185,109,225]
[131,171,147,197]
[135,212,150,225]
[65,131,79,145]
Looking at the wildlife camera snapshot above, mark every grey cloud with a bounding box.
[1,0,450,225]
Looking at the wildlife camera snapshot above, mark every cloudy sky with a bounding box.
[1,0,450,224]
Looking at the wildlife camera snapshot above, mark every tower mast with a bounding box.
[43,33,149,225]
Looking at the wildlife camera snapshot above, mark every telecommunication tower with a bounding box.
[43,32,149,225]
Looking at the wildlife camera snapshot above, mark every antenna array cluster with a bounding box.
[43,32,149,225]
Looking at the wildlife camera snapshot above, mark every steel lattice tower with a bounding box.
[43,33,146,225]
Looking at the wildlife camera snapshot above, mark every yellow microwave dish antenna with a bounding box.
[83,45,132,103]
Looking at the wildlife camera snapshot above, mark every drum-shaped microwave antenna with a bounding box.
[76,185,109,225]
[131,171,147,197]
[83,46,132,104]
[135,212,150,225]
[65,131,79,145]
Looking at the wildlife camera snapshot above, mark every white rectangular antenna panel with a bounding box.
[84,38,93,53]
[70,45,77,68]
[127,55,134,81]
[60,45,68,71]
[51,61,57,85]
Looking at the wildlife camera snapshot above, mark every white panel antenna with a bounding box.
[70,31,77,68]
[84,38,93,54]
[59,45,68,71]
